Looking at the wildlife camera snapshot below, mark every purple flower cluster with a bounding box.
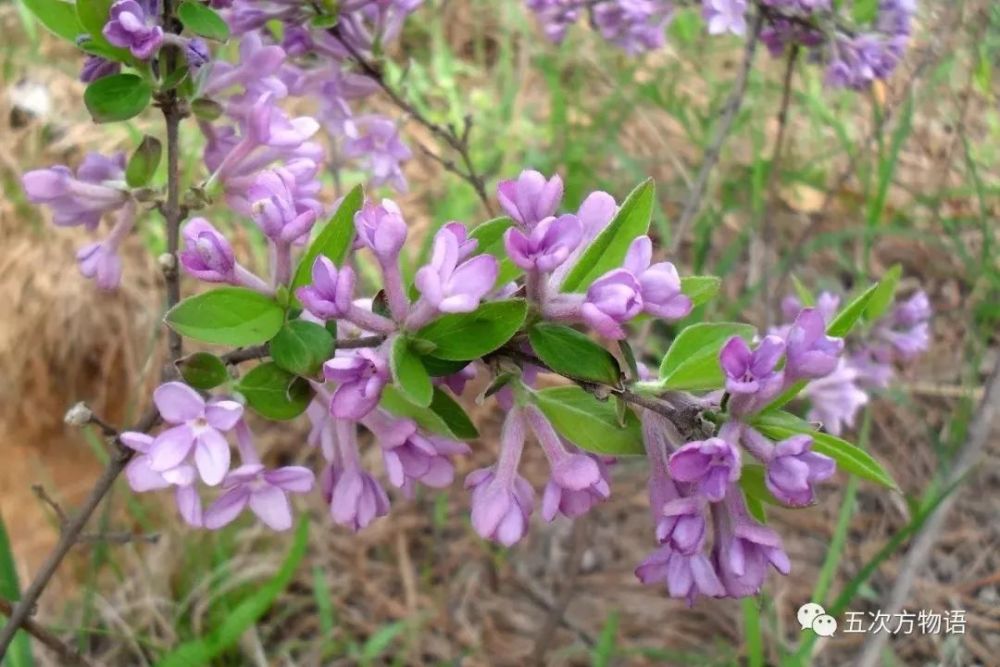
[525,0,918,89]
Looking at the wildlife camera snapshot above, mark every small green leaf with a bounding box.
[125,135,162,187]
[166,287,285,346]
[390,336,433,408]
[826,283,878,338]
[291,184,363,298]
[415,299,527,361]
[157,519,309,667]
[429,388,479,440]
[658,323,756,391]
[534,386,644,456]
[177,352,228,390]
[752,411,897,489]
[680,275,721,307]
[191,97,224,121]
[84,74,152,123]
[790,275,816,307]
[76,0,114,42]
[528,322,621,385]
[22,0,82,41]
[178,0,230,40]
[561,179,655,292]
[864,264,902,321]
[270,320,334,377]
[236,362,313,420]
[380,385,468,440]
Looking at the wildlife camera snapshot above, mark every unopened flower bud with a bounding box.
[65,402,93,427]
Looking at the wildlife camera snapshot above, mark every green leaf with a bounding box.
[125,135,162,188]
[236,362,312,420]
[0,516,35,667]
[177,352,229,390]
[739,464,785,508]
[864,264,902,321]
[166,287,285,346]
[22,0,82,41]
[534,386,644,456]
[790,275,816,307]
[658,323,757,391]
[270,320,334,377]
[469,216,521,285]
[361,621,407,663]
[157,519,309,667]
[380,385,470,440]
[752,411,897,489]
[826,283,878,338]
[560,179,655,292]
[291,184,363,297]
[852,0,878,22]
[190,97,224,121]
[680,275,721,307]
[415,299,527,361]
[429,388,478,439]
[84,74,152,123]
[390,336,433,408]
[177,0,230,41]
[528,322,621,386]
[759,379,807,415]
[420,356,469,377]
[76,0,113,40]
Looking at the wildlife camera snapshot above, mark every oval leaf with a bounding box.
[236,362,313,421]
[380,385,469,440]
[22,0,83,41]
[680,275,721,307]
[165,287,285,346]
[415,299,527,361]
[84,73,152,123]
[177,352,228,390]
[125,135,162,187]
[291,184,364,297]
[534,386,644,456]
[560,179,654,293]
[390,336,433,408]
[270,320,334,377]
[177,0,230,41]
[528,322,621,385]
[658,322,757,391]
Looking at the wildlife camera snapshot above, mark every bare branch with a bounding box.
[0,598,92,667]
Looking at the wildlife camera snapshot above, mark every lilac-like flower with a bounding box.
[720,335,785,395]
[247,168,318,243]
[656,496,708,554]
[703,0,748,36]
[354,198,408,263]
[415,225,498,313]
[77,240,123,291]
[504,214,582,273]
[147,382,243,486]
[323,349,389,420]
[80,55,120,83]
[297,256,357,320]
[186,38,211,69]
[712,492,791,597]
[343,115,412,192]
[465,408,534,546]
[121,432,196,493]
[203,464,314,531]
[784,308,844,379]
[875,290,931,360]
[322,462,391,532]
[103,0,164,60]
[635,545,725,606]
[247,92,321,148]
[22,153,128,230]
[592,0,674,55]
[525,0,584,42]
[179,218,236,283]
[668,436,741,502]
[804,359,869,435]
[496,170,563,228]
[623,236,693,319]
[764,434,836,506]
[581,269,643,339]
[367,412,470,495]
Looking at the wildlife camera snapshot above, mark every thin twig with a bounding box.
[856,358,1000,667]
[32,485,68,524]
[219,335,386,366]
[670,10,763,254]
[0,598,92,667]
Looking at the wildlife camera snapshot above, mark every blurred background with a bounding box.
[0,0,998,664]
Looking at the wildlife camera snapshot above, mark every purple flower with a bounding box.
[343,115,412,192]
[803,359,870,435]
[581,269,643,339]
[80,55,120,83]
[720,335,785,396]
[623,236,692,319]
[322,462,391,532]
[180,218,236,283]
[415,225,498,313]
[712,492,791,597]
[247,168,318,243]
[121,431,197,493]
[354,198,408,263]
[525,0,584,42]
[703,0,748,36]
[203,464,314,531]
[202,33,287,98]
[22,153,128,230]
[764,434,835,506]
[297,256,357,320]
[366,412,470,495]
[593,0,674,55]
[784,308,844,379]
[656,496,708,554]
[504,214,582,273]
[147,382,243,486]
[323,349,389,420]
[76,240,123,291]
[496,170,563,228]
[465,408,534,546]
[875,291,931,360]
[668,436,741,502]
[635,545,725,606]
[103,0,164,60]
[186,38,211,69]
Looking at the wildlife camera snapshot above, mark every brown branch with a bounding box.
[0,598,92,667]
[670,10,763,254]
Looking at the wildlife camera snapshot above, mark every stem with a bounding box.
[742,597,764,667]
[670,10,763,255]
[0,598,92,667]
